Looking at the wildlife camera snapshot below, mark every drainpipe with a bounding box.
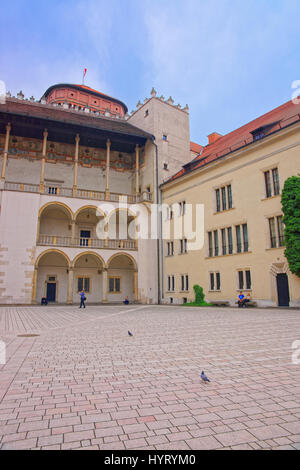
[152,138,162,304]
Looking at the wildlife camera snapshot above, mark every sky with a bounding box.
[1,0,300,144]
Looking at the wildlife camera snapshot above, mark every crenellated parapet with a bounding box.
[130,88,189,116]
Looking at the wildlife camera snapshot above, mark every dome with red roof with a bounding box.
[41,83,128,117]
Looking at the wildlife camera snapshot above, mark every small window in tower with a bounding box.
[144,109,149,117]
[163,162,168,170]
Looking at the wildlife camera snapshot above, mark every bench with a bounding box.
[235,300,257,308]
[210,300,230,306]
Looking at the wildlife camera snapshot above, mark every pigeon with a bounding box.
[128,330,133,337]
[201,371,210,382]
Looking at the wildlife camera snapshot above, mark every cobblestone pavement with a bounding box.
[0,304,299,450]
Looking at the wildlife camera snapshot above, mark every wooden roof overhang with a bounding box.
[0,100,153,153]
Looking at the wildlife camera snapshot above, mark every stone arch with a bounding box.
[33,249,71,304]
[74,205,105,221]
[38,201,74,220]
[35,248,71,269]
[106,252,138,303]
[72,251,105,269]
[107,252,137,271]
[37,202,74,244]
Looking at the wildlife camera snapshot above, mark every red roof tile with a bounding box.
[164,98,300,185]
[190,141,203,154]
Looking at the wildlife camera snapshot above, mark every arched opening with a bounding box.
[107,209,137,249]
[73,252,104,303]
[107,253,137,303]
[74,206,105,248]
[35,250,70,303]
[38,203,73,246]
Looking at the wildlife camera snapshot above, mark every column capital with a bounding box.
[135,144,139,151]
[75,133,80,144]
[43,129,48,138]
[106,139,111,147]
[6,122,11,132]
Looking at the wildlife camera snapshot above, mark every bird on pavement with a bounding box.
[128,330,133,337]
[201,371,210,382]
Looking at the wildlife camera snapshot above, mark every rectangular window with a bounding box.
[264,171,272,198]
[216,272,221,291]
[179,201,186,216]
[269,217,277,248]
[210,272,221,291]
[180,239,187,253]
[181,275,185,291]
[167,241,174,256]
[272,168,280,195]
[109,277,121,293]
[214,184,232,212]
[221,228,227,255]
[245,270,251,290]
[227,185,233,209]
[227,227,233,254]
[238,271,244,290]
[242,224,248,252]
[236,225,242,253]
[214,230,219,256]
[221,187,227,211]
[167,275,175,292]
[181,275,189,291]
[78,277,90,293]
[208,232,213,257]
[216,189,221,212]
[277,216,284,246]
[210,272,214,291]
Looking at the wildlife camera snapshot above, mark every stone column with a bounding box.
[135,144,139,197]
[39,129,48,193]
[105,139,111,200]
[133,271,138,303]
[67,268,74,304]
[73,134,80,197]
[31,267,38,304]
[1,123,11,181]
[102,268,108,303]
[71,220,76,246]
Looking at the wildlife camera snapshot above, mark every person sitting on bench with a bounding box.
[238,291,246,308]
[41,297,48,305]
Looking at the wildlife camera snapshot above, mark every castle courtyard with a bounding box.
[0,305,299,451]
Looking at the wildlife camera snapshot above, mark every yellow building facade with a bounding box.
[161,103,300,308]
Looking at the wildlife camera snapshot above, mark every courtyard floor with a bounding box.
[0,304,299,450]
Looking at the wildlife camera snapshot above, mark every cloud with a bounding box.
[142,0,300,141]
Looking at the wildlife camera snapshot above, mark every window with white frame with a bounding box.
[268,215,285,248]
[167,275,175,292]
[166,206,174,220]
[210,272,221,291]
[264,168,280,198]
[235,223,249,253]
[179,238,188,254]
[180,274,189,291]
[166,241,174,256]
[178,201,186,216]
[237,270,251,290]
[215,184,233,212]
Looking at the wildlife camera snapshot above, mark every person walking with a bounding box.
[79,290,86,309]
